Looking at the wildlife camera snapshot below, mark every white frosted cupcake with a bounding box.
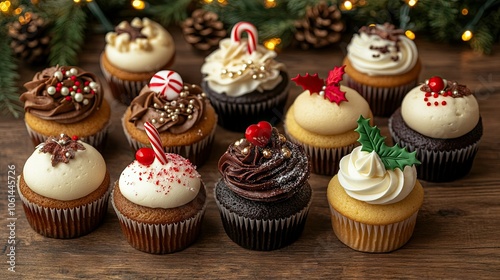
[18,134,111,238]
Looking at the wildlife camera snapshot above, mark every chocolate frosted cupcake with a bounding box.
[18,134,111,238]
[123,70,217,166]
[20,65,110,150]
[343,23,421,117]
[201,22,289,131]
[215,121,311,250]
[389,76,482,182]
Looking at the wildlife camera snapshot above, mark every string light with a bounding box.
[0,1,12,13]
[461,8,469,15]
[203,0,213,3]
[132,0,145,10]
[462,30,473,41]
[343,1,353,10]
[407,0,418,7]
[264,38,281,51]
[405,30,415,40]
[264,0,276,8]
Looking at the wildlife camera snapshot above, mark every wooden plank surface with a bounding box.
[1,27,500,279]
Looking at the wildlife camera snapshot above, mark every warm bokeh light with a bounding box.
[461,8,469,15]
[132,0,145,10]
[73,0,81,3]
[462,30,473,41]
[14,7,22,14]
[343,0,353,10]
[405,30,416,40]
[203,0,213,3]
[0,1,12,13]
[265,0,276,8]
[264,38,281,51]
[408,0,418,7]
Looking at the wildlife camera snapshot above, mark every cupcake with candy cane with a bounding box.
[201,21,290,132]
[122,70,217,166]
[112,122,207,254]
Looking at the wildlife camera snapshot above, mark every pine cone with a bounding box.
[8,12,51,64]
[294,2,345,50]
[182,9,227,52]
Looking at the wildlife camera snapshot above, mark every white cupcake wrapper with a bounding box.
[25,121,110,150]
[111,189,207,254]
[285,127,357,176]
[122,115,217,166]
[17,177,111,239]
[329,204,418,253]
[344,75,417,117]
[100,60,148,105]
[215,195,310,251]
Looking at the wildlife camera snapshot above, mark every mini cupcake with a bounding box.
[201,22,289,131]
[122,70,217,166]
[215,121,311,251]
[18,134,111,238]
[112,122,207,254]
[20,65,110,150]
[100,17,175,104]
[388,76,483,182]
[342,23,421,117]
[327,116,424,253]
[285,65,373,175]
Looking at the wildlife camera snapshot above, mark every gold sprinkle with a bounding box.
[278,134,287,143]
[242,147,249,155]
[282,147,291,158]
[263,149,272,158]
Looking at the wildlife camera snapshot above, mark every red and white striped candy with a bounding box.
[149,70,183,101]
[144,121,168,165]
[231,21,258,55]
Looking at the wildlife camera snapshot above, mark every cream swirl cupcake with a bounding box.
[18,134,111,238]
[100,17,175,104]
[342,23,421,117]
[389,76,483,182]
[285,65,373,175]
[327,116,424,252]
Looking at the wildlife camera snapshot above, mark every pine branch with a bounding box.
[148,0,193,26]
[0,28,21,118]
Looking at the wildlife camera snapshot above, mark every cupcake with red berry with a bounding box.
[20,65,110,150]
[215,121,311,251]
[18,134,111,238]
[122,70,217,166]
[388,76,483,182]
[112,122,207,254]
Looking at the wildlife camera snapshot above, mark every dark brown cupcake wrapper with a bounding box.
[389,123,480,182]
[17,177,111,239]
[344,75,418,117]
[329,204,418,253]
[100,60,149,105]
[215,192,310,251]
[111,189,207,254]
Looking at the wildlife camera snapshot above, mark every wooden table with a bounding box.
[2,27,500,279]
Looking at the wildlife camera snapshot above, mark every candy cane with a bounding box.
[231,21,258,55]
[144,121,168,165]
[149,70,183,101]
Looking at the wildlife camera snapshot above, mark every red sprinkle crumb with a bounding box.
[427,102,431,106]
[434,101,439,106]
[442,101,447,105]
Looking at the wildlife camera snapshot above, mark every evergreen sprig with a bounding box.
[146,0,193,27]
[0,29,21,118]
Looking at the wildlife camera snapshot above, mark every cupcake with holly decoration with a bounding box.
[20,65,111,150]
[284,65,373,175]
[388,76,483,182]
[327,116,424,253]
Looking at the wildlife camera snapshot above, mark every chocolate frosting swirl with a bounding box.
[20,65,103,124]
[218,128,310,202]
[128,83,207,134]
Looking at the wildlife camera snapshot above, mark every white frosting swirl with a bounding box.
[293,86,371,135]
[105,17,174,72]
[338,146,416,205]
[347,25,418,76]
[23,142,106,201]
[119,153,201,209]
[401,85,480,139]
[200,38,286,97]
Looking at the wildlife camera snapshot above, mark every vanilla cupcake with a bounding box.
[327,116,424,252]
[100,17,175,104]
[18,134,111,238]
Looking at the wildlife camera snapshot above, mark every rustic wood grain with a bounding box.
[1,27,500,279]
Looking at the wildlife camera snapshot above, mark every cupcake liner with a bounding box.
[25,121,110,151]
[100,60,149,105]
[207,82,290,132]
[215,195,310,251]
[17,178,111,239]
[285,128,357,176]
[329,204,418,253]
[122,116,217,167]
[111,189,207,254]
[389,125,480,182]
[344,75,418,117]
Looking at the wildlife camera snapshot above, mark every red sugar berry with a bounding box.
[424,97,428,102]
[65,96,72,101]
[427,102,431,106]
[136,147,156,166]
[71,135,79,141]
[245,121,272,147]
[442,101,447,106]
[428,76,445,92]
[434,101,439,106]
[425,92,432,97]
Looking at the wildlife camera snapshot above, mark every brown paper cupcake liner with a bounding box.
[285,128,357,176]
[329,205,418,253]
[122,116,217,167]
[17,178,111,239]
[389,126,480,182]
[215,196,310,251]
[100,60,149,105]
[111,189,207,254]
[25,121,110,151]
[344,75,418,117]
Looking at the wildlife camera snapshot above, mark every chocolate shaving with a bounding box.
[38,134,85,166]
[420,80,472,98]
[359,23,404,42]
[115,22,147,41]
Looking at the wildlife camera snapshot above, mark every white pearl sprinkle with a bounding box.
[47,86,56,95]
[60,87,69,96]
[70,91,76,96]
[319,91,325,96]
[89,81,98,90]
[54,71,63,81]
[69,68,78,76]
[83,99,89,105]
[84,86,90,93]
[74,93,84,102]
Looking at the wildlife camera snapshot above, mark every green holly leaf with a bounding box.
[355,116,420,170]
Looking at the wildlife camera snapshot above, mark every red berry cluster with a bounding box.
[423,76,449,107]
